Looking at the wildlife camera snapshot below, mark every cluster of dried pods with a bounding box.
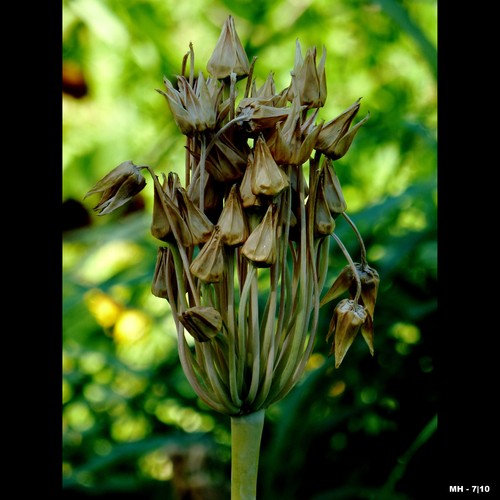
[85,16,379,416]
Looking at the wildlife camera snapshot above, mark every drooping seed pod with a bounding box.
[207,15,250,80]
[85,160,146,215]
[189,228,225,282]
[349,264,380,320]
[320,264,355,307]
[217,184,249,246]
[251,134,290,197]
[151,247,172,300]
[151,173,193,246]
[241,203,276,267]
[179,306,223,342]
[326,298,367,368]
[150,173,173,242]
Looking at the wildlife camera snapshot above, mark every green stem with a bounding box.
[231,409,265,500]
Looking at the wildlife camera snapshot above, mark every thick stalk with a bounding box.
[231,409,265,500]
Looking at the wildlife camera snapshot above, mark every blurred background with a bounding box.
[62,0,437,498]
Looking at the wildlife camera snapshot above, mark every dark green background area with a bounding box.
[62,0,437,498]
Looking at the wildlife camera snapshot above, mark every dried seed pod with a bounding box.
[189,228,225,282]
[251,134,290,197]
[151,174,193,246]
[312,180,335,237]
[217,184,249,246]
[320,264,354,307]
[205,131,249,183]
[239,153,262,208]
[315,98,369,160]
[315,99,361,155]
[321,158,347,217]
[236,100,291,134]
[176,186,214,245]
[331,113,370,160]
[207,15,250,80]
[241,203,276,267]
[326,298,367,368]
[350,263,380,319]
[267,97,322,165]
[151,247,171,300]
[179,306,223,342]
[150,173,173,242]
[286,40,327,108]
[85,160,146,215]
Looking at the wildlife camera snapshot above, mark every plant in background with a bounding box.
[85,15,379,500]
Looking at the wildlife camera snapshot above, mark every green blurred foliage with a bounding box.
[63,0,436,498]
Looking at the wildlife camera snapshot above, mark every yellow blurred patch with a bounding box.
[85,289,122,328]
[113,309,150,344]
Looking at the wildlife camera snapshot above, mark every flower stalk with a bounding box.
[85,15,379,499]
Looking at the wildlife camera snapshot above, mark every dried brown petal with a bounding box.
[85,161,146,215]
[179,306,223,342]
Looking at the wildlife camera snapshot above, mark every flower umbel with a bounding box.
[86,16,379,499]
[85,19,380,492]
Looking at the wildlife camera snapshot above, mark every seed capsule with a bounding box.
[151,247,172,300]
[326,299,367,368]
[217,185,249,246]
[179,306,223,342]
[321,159,347,217]
[241,203,276,267]
[286,40,327,108]
[251,134,290,197]
[189,228,225,282]
[176,186,214,245]
[85,160,146,215]
[207,15,250,80]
